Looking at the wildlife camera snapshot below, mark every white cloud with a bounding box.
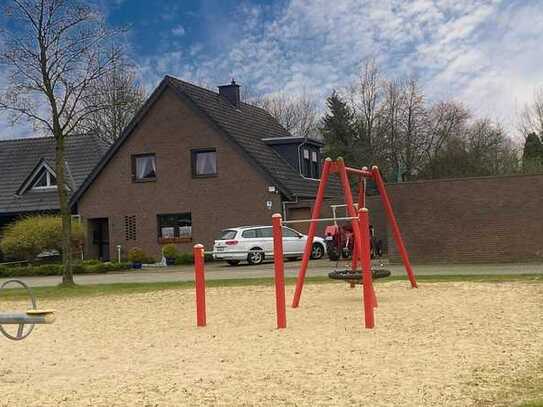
[171,24,186,37]
[3,0,543,140]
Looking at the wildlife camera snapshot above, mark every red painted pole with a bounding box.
[193,244,206,327]
[337,159,374,328]
[359,209,378,313]
[292,158,333,308]
[351,243,358,272]
[372,166,417,288]
[272,214,287,329]
[351,172,365,274]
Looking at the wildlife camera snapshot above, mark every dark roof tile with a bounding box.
[0,134,107,214]
[167,77,341,198]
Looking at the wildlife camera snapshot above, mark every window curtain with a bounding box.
[137,156,156,178]
[196,152,216,175]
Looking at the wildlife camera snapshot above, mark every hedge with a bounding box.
[0,261,131,278]
[175,252,214,265]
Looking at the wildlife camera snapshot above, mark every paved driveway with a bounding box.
[1,259,542,288]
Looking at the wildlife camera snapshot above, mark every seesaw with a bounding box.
[0,279,55,341]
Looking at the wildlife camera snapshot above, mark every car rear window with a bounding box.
[241,229,257,238]
[217,230,237,240]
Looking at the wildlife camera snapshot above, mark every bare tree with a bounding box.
[79,55,146,144]
[254,92,319,138]
[426,100,470,161]
[378,78,403,180]
[350,58,382,162]
[466,119,520,176]
[519,87,543,137]
[420,118,519,179]
[396,78,428,180]
[0,0,121,285]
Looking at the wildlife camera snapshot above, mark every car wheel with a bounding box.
[227,260,240,266]
[247,248,264,265]
[311,243,324,260]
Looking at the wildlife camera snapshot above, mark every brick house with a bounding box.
[70,76,340,260]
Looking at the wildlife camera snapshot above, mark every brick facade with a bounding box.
[78,87,283,260]
[367,174,543,264]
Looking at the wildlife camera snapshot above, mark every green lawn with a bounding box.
[1,273,541,301]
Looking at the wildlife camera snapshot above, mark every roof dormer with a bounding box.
[262,137,323,179]
[17,159,61,195]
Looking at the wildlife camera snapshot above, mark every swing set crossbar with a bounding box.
[281,216,358,225]
[343,167,373,177]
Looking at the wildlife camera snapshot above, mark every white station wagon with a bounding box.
[213,225,326,266]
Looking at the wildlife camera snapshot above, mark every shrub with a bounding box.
[82,259,101,266]
[142,255,156,264]
[0,215,84,261]
[175,253,193,265]
[162,244,178,258]
[0,261,131,277]
[127,247,146,264]
[174,252,214,265]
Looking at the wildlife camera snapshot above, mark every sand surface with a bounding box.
[1,281,542,406]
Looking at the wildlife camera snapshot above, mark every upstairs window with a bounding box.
[132,154,157,181]
[157,213,192,243]
[300,147,320,179]
[192,148,217,177]
[32,167,57,190]
[311,151,320,178]
[302,148,311,177]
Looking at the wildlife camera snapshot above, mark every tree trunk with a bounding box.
[55,134,74,285]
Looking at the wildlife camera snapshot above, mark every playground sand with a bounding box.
[1,281,542,407]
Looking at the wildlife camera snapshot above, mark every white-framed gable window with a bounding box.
[16,160,63,196]
[32,167,57,190]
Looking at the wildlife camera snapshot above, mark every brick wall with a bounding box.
[367,174,543,264]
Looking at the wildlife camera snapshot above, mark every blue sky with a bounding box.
[1,0,543,139]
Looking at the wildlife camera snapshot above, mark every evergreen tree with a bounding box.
[522,132,543,172]
[320,92,360,166]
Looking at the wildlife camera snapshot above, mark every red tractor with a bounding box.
[324,223,383,261]
[324,223,354,261]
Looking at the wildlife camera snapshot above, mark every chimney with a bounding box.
[218,79,240,107]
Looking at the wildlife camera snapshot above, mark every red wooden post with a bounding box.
[359,209,376,328]
[351,243,358,272]
[292,158,333,308]
[350,244,357,288]
[272,214,287,329]
[193,244,207,327]
[372,166,418,289]
[351,176,362,274]
[336,159,374,328]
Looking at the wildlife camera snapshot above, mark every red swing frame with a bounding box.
[287,158,417,329]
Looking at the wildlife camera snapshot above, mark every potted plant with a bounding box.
[162,244,178,266]
[128,247,146,269]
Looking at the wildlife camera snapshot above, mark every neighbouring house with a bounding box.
[0,134,107,259]
[70,76,341,261]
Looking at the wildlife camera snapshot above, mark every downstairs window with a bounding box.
[157,213,192,243]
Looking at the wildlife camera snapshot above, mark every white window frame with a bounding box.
[32,170,57,191]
